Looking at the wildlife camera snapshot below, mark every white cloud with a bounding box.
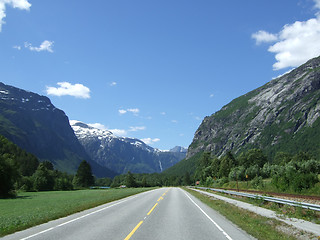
[110,81,117,86]
[160,112,166,115]
[107,126,145,136]
[25,40,54,53]
[119,109,127,115]
[88,123,108,130]
[252,2,320,70]
[127,108,139,114]
[209,93,214,98]
[119,108,140,115]
[13,45,21,50]
[252,30,278,45]
[109,128,127,136]
[129,126,146,132]
[171,120,178,123]
[0,0,31,32]
[46,82,90,99]
[141,138,160,145]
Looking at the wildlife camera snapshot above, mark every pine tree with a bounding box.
[73,160,94,188]
[125,171,136,188]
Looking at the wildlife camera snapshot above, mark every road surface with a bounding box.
[3,188,254,240]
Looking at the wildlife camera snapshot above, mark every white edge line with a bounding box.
[183,190,233,240]
[19,190,157,240]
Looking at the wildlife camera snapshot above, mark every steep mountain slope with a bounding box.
[71,120,186,174]
[187,56,320,160]
[0,82,115,177]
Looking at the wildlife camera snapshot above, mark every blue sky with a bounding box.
[1,0,320,150]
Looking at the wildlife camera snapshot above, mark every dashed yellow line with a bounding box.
[157,196,163,201]
[124,221,143,240]
[124,189,169,240]
[147,203,158,215]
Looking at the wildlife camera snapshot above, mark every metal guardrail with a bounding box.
[194,187,320,212]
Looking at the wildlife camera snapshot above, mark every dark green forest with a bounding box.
[0,135,96,197]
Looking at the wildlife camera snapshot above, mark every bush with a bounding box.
[251,176,264,189]
[33,164,55,191]
[245,164,260,180]
[229,166,246,181]
[18,176,34,191]
[205,176,214,186]
[54,177,73,191]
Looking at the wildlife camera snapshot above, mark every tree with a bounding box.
[125,171,136,188]
[219,152,237,178]
[239,149,267,168]
[0,156,19,197]
[183,171,192,186]
[141,176,147,187]
[33,163,55,191]
[273,152,292,165]
[73,160,94,188]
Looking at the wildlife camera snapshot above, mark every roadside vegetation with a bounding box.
[185,188,316,240]
[194,149,320,195]
[201,187,320,225]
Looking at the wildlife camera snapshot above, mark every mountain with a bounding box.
[0,82,115,178]
[70,120,186,174]
[187,56,320,160]
[169,146,188,153]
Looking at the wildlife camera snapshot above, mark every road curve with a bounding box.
[3,188,254,240]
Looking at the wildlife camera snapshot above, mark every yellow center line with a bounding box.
[124,190,169,240]
[124,221,143,240]
[147,203,158,215]
[157,196,163,202]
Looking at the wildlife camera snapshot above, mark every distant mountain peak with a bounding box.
[170,146,188,153]
[70,120,186,174]
[70,120,114,140]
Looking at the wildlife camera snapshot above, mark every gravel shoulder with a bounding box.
[189,187,320,237]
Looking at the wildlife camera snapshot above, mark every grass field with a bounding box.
[0,188,154,237]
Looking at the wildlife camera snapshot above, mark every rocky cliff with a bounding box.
[187,56,320,159]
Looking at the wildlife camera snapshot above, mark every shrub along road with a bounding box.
[3,188,253,240]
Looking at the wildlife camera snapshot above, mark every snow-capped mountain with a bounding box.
[0,82,115,178]
[70,120,186,174]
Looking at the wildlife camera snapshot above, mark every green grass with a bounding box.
[184,188,310,240]
[0,188,154,237]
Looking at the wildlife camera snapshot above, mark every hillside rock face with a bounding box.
[71,121,186,174]
[0,82,115,177]
[187,56,320,159]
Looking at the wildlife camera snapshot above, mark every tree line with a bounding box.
[0,135,98,197]
[2,132,319,197]
[0,135,190,198]
[194,149,320,193]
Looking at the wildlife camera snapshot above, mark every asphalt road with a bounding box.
[3,188,254,240]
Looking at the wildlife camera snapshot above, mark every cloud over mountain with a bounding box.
[252,0,320,70]
[46,82,90,99]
